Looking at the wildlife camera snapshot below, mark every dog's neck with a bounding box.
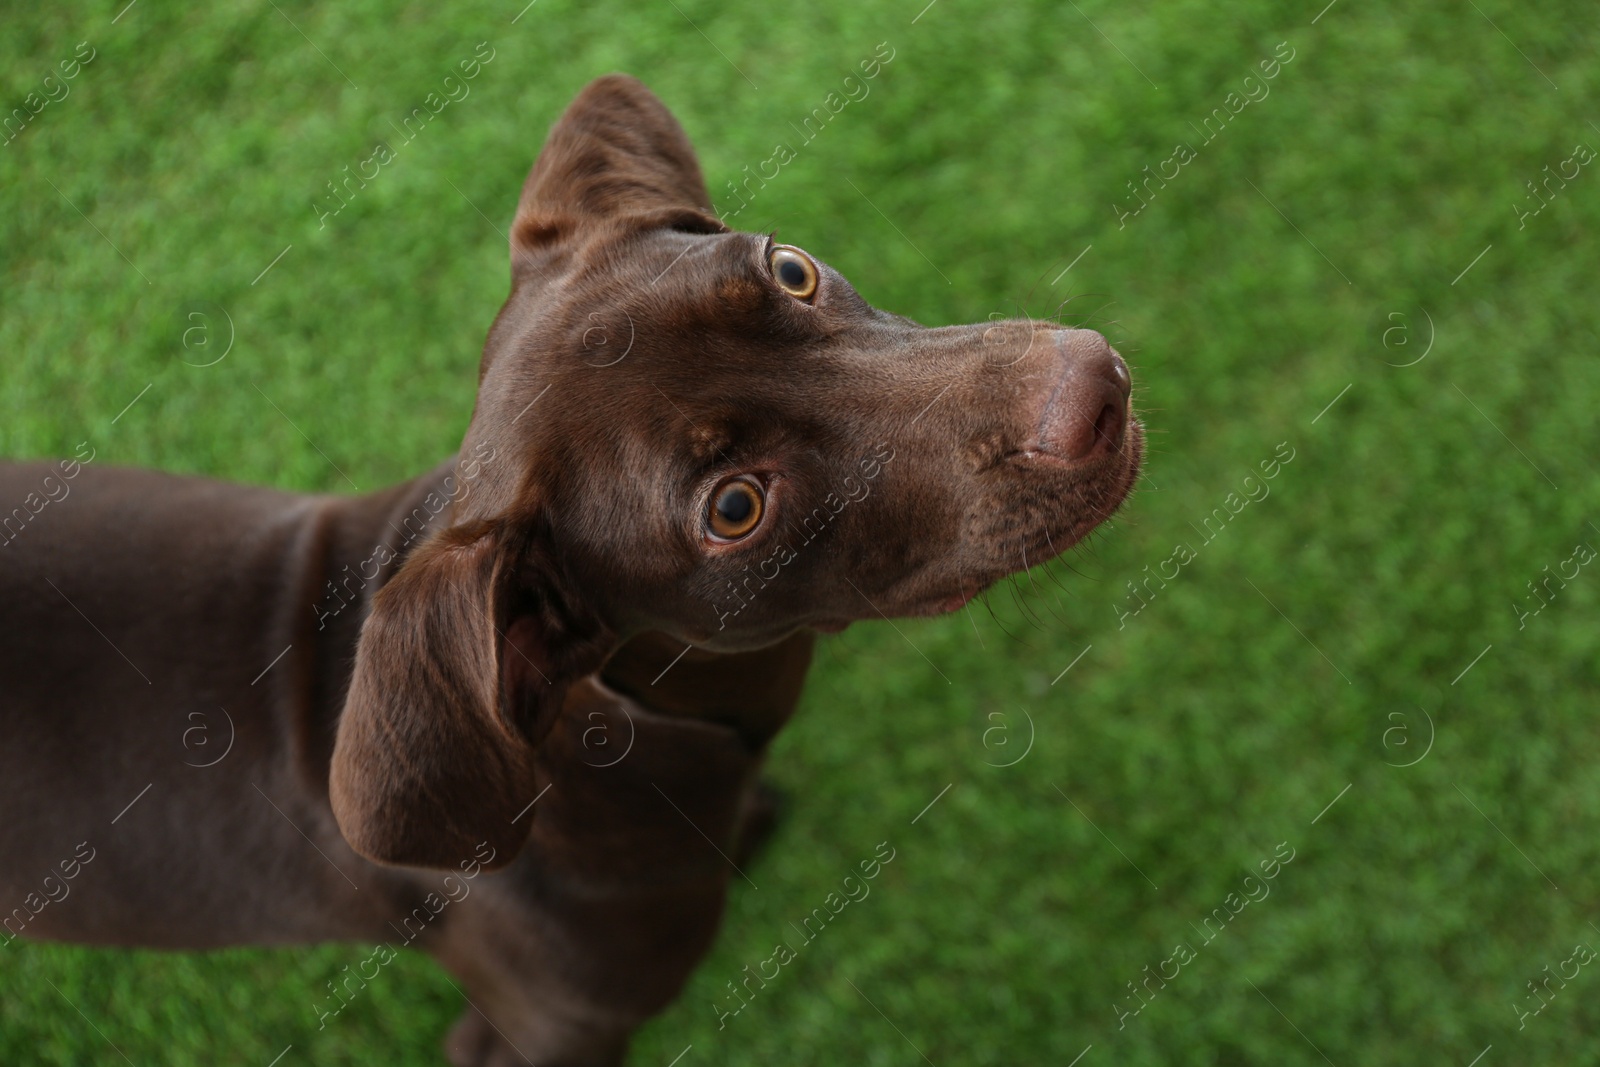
[315,460,811,752]
[596,629,813,750]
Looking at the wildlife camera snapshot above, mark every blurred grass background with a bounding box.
[2,0,1598,1063]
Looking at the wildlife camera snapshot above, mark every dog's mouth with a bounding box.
[896,406,1145,623]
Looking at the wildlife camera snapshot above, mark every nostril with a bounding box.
[1025,330,1134,464]
[1033,385,1128,463]
[1033,393,1127,463]
[1092,402,1125,453]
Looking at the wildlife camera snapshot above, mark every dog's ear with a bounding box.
[511,74,722,274]
[330,520,607,871]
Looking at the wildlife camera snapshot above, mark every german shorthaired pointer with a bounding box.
[0,74,1141,1065]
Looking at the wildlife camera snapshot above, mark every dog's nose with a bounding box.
[1035,330,1131,463]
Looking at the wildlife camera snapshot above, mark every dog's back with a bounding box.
[0,461,414,947]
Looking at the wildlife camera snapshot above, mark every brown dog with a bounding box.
[0,75,1141,1064]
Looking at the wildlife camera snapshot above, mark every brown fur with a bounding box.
[0,75,1141,1065]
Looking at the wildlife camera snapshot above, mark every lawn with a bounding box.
[2,0,1597,1063]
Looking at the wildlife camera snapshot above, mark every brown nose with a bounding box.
[1035,330,1131,463]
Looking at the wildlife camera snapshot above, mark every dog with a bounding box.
[0,74,1142,1065]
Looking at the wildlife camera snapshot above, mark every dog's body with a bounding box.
[0,458,810,1061]
[0,75,1141,1064]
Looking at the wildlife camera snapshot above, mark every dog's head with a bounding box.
[332,75,1142,869]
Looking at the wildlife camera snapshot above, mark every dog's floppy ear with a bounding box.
[511,74,722,274]
[330,520,607,871]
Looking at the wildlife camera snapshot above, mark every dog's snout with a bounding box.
[1030,331,1131,463]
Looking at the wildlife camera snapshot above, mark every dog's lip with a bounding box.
[909,591,981,616]
[808,420,1143,631]
[915,421,1145,619]
[903,577,997,618]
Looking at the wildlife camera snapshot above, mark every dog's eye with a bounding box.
[707,476,765,540]
[769,245,818,300]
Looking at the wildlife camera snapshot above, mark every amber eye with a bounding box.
[769,245,818,299]
[707,476,765,540]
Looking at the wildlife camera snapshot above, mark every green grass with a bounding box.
[3,0,1598,1063]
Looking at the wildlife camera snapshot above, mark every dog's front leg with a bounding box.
[422,647,809,1067]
